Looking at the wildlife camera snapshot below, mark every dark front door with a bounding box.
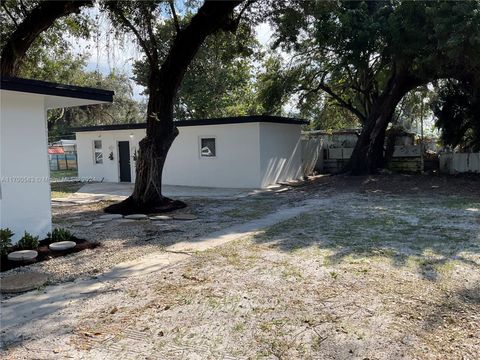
[118,141,131,182]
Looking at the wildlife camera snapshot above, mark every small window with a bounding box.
[93,140,103,164]
[200,138,216,157]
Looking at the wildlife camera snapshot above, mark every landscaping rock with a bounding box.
[49,241,76,251]
[72,221,93,227]
[124,214,148,220]
[99,214,123,220]
[153,224,176,231]
[152,222,171,226]
[0,272,48,293]
[7,250,38,261]
[93,218,111,223]
[173,214,198,220]
[149,215,172,221]
[115,219,139,225]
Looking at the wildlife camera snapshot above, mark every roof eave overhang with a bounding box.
[0,77,114,105]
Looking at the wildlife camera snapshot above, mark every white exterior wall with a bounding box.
[76,122,305,189]
[163,123,261,188]
[0,92,51,242]
[77,124,262,188]
[259,123,303,187]
[77,129,143,182]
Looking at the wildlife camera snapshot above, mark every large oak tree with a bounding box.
[267,0,480,174]
[104,0,249,214]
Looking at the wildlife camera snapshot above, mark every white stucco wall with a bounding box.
[163,123,261,188]
[76,121,305,189]
[259,123,303,187]
[0,91,52,242]
[77,129,143,183]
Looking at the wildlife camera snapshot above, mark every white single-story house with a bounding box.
[74,116,308,189]
[0,77,113,242]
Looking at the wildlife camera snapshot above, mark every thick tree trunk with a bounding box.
[127,71,184,212]
[347,104,393,174]
[1,1,92,76]
[105,1,242,214]
[105,69,186,214]
[346,71,421,175]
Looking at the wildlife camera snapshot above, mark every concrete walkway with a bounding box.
[1,198,321,332]
[52,182,278,205]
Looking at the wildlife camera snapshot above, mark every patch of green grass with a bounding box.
[233,322,245,332]
[205,293,226,308]
[259,318,288,332]
[222,198,278,221]
[280,262,303,280]
[408,256,459,276]
[50,169,78,179]
[436,196,480,210]
[225,252,242,267]
[354,267,370,275]
[50,181,83,198]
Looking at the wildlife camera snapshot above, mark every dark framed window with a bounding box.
[200,138,216,157]
[93,140,103,164]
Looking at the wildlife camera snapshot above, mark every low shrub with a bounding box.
[0,228,14,256]
[49,228,74,242]
[17,231,39,250]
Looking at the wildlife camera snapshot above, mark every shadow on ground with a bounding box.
[252,191,480,281]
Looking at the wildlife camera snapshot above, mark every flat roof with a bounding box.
[304,129,361,135]
[0,76,114,103]
[73,115,309,132]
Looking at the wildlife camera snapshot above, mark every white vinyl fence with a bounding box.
[301,138,323,175]
[439,153,480,174]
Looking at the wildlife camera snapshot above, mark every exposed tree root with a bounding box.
[104,196,186,215]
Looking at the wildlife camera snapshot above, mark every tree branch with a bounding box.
[216,0,255,33]
[18,0,29,17]
[142,3,159,64]
[107,2,155,67]
[2,3,19,27]
[235,0,256,23]
[168,0,181,33]
[316,81,366,122]
[1,0,92,76]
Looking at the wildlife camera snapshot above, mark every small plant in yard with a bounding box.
[0,228,14,256]
[17,231,38,250]
[17,231,39,250]
[49,228,74,242]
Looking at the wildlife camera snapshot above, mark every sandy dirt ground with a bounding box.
[1,174,479,359]
[1,185,310,289]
